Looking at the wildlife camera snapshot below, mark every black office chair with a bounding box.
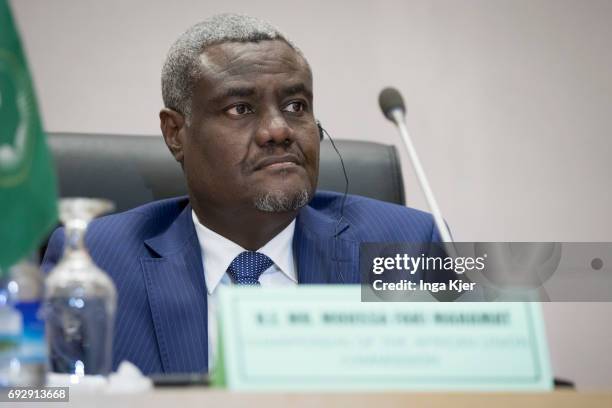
[47,132,405,213]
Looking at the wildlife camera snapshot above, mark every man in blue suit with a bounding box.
[42,14,442,375]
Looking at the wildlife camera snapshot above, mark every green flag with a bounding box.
[0,0,58,271]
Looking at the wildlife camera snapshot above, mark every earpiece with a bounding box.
[314,121,349,238]
[316,120,324,141]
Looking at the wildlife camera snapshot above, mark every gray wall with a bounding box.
[10,0,612,388]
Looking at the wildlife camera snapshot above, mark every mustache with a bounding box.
[248,146,306,170]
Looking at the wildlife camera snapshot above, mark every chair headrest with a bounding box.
[48,132,405,213]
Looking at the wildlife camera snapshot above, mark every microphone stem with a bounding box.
[391,110,455,246]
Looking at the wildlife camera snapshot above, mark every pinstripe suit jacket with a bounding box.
[42,191,441,375]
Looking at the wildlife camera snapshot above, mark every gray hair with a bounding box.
[254,189,311,213]
[161,13,304,122]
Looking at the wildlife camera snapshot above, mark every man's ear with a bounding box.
[160,108,187,163]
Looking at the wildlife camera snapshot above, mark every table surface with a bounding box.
[45,389,611,408]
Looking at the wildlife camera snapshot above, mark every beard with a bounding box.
[253,188,312,213]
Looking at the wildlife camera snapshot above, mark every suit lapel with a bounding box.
[138,200,358,372]
[141,204,209,373]
[294,205,359,283]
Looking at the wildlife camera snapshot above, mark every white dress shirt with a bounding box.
[191,210,298,369]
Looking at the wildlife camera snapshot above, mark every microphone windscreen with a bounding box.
[378,87,405,121]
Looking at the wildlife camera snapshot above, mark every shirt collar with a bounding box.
[191,210,297,295]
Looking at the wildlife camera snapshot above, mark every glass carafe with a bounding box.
[44,198,116,380]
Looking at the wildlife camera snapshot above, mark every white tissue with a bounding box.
[106,361,153,394]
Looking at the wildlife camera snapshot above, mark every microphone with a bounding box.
[378,87,454,244]
[379,87,406,121]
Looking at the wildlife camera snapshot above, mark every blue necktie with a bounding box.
[227,251,274,285]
